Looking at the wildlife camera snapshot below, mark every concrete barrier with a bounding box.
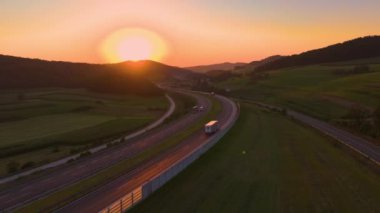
[98,95,239,213]
[0,95,175,185]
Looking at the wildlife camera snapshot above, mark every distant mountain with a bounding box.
[250,55,283,66]
[231,55,284,74]
[186,62,247,73]
[203,56,283,80]
[0,55,198,95]
[255,36,380,72]
[119,60,201,81]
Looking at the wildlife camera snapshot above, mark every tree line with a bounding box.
[337,105,380,143]
[0,55,162,96]
[255,36,380,72]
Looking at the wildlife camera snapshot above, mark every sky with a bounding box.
[1,0,379,66]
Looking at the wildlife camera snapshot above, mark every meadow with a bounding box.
[0,88,168,175]
[213,58,380,143]
[131,103,380,213]
[16,94,220,212]
[221,59,380,121]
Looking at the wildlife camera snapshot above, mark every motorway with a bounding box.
[250,100,380,164]
[0,95,176,185]
[0,91,215,211]
[288,110,380,164]
[57,94,237,213]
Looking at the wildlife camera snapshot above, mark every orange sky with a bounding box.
[1,0,379,66]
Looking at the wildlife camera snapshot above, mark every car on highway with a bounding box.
[205,120,219,134]
[193,105,204,112]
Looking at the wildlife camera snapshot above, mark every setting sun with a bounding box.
[100,28,168,63]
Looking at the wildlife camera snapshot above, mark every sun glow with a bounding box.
[100,28,168,63]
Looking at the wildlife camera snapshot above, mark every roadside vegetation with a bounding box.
[209,58,380,143]
[131,103,380,213]
[0,88,168,175]
[164,92,197,124]
[15,94,221,212]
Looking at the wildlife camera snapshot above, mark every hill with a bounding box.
[255,36,380,71]
[119,60,201,81]
[213,56,380,142]
[0,55,198,95]
[186,62,247,73]
[228,55,284,74]
[250,55,283,67]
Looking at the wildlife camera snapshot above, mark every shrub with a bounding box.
[353,65,370,74]
[51,146,60,153]
[66,158,75,164]
[78,151,92,158]
[7,161,20,174]
[70,148,82,154]
[344,104,371,129]
[21,161,35,170]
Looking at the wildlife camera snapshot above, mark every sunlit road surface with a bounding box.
[0,91,212,211]
[57,94,237,213]
[288,110,380,164]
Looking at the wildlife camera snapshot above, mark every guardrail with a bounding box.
[287,110,380,165]
[99,96,239,213]
[98,187,143,213]
[0,95,175,185]
[239,98,380,166]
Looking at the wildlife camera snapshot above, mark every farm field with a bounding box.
[0,88,168,175]
[218,59,380,121]
[131,104,380,213]
[15,94,220,212]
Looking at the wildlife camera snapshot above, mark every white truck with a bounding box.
[205,120,219,134]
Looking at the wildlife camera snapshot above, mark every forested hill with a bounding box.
[185,62,247,73]
[118,60,201,81]
[255,36,380,72]
[0,55,192,96]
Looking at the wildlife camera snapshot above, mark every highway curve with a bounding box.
[251,100,380,164]
[56,93,238,213]
[0,91,212,211]
[288,110,380,164]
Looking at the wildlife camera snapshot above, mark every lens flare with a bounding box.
[100,28,168,63]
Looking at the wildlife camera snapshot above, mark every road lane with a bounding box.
[0,91,211,211]
[246,99,380,164]
[57,94,238,213]
[288,110,380,164]
[0,94,176,185]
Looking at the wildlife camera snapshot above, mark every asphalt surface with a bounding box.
[0,95,176,185]
[0,91,211,211]
[288,110,380,164]
[57,94,237,213]
[245,100,380,164]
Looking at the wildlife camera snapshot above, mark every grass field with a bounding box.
[164,92,197,124]
[131,104,380,213]
[16,94,221,212]
[217,59,380,121]
[0,88,168,175]
[213,58,380,143]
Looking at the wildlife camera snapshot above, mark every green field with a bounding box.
[131,103,380,213]
[16,94,221,212]
[218,60,380,120]
[0,88,168,175]
[213,58,380,142]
